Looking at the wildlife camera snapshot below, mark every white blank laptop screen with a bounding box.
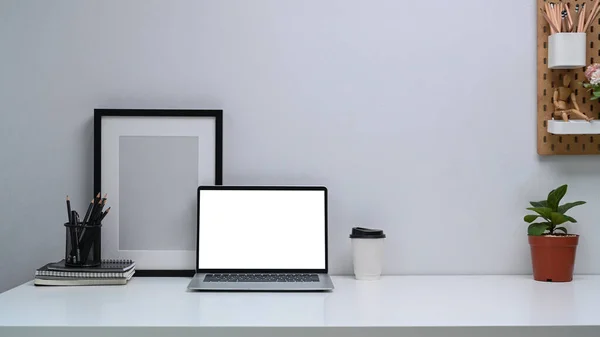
[198,189,326,270]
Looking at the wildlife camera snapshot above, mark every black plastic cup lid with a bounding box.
[349,227,386,239]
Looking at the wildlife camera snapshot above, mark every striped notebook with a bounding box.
[35,259,135,279]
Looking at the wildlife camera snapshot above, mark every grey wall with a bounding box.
[2,0,600,292]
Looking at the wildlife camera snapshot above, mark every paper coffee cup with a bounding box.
[350,227,386,280]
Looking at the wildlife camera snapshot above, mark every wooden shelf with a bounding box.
[547,120,600,135]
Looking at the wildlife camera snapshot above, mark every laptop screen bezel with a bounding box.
[196,185,328,274]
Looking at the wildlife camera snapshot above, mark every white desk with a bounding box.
[1,275,599,337]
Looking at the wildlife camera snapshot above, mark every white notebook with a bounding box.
[34,269,135,286]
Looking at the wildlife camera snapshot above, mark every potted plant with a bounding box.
[524,184,586,282]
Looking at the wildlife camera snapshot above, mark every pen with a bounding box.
[74,211,81,263]
[70,210,78,263]
[66,196,72,224]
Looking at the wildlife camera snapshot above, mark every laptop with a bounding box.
[187,185,334,291]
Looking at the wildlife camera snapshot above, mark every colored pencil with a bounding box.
[566,4,574,31]
[572,4,580,32]
[584,0,600,32]
[541,7,561,34]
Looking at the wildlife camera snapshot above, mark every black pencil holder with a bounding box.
[64,222,102,267]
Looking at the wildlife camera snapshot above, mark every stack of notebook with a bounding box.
[34,259,135,286]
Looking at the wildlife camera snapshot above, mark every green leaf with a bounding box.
[524,215,540,223]
[583,83,591,88]
[526,207,553,219]
[593,91,600,97]
[555,226,568,234]
[591,96,599,100]
[528,223,550,236]
[558,201,586,214]
[529,200,548,208]
[564,215,577,223]
[547,185,568,211]
[550,212,569,225]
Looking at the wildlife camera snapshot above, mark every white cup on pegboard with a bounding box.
[548,32,587,69]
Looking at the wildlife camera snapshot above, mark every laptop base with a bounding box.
[187,273,334,291]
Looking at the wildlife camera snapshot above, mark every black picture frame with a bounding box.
[94,109,223,277]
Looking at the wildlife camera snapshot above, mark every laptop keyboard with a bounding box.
[204,273,320,283]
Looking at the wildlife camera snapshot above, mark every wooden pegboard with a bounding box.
[538,0,600,155]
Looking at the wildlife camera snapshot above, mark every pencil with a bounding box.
[548,3,554,31]
[584,0,600,32]
[557,3,562,30]
[78,201,103,252]
[579,3,586,33]
[558,2,567,32]
[77,193,102,244]
[587,0,600,32]
[98,207,111,223]
[573,4,580,32]
[91,199,107,225]
[545,2,554,33]
[556,3,562,31]
[566,3,574,31]
[88,193,101,224]
[564,3,568,28]
[99,199,107,222]
[583,0,599,32]
[550,3,557,31]
[81,199,94,225]
[80,203,107,264]
[546,3,558,33]
[541,8,561,34]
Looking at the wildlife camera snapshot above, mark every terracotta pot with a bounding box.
[528,235,579,282]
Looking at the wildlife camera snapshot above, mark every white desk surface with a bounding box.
[1,275,600,336]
